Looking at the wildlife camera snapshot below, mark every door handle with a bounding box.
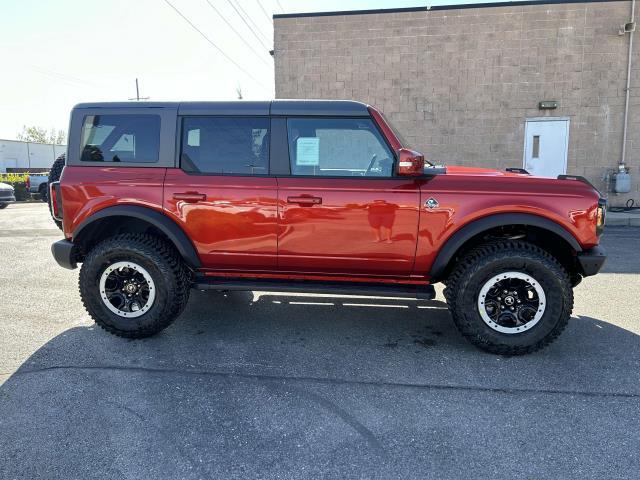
[287,196,322,205]
[173,192,206,202]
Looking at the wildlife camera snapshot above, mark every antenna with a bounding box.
[128,78,150,101]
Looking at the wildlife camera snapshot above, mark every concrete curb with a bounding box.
[606,212,640,227]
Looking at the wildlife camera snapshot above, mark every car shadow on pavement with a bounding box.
[1,291,639,479]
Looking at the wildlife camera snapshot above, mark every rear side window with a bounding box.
[180,117,269,175]
[80,114,160,163]
[286,118,394,177]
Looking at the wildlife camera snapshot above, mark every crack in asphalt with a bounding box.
[2,364,639,399]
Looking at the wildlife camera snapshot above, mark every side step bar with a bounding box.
[194,276,436,300]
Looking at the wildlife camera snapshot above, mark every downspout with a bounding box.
[621,0,636,167]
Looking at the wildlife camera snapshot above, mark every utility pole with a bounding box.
[128,78,150,101]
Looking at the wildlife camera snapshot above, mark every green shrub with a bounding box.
[12,183,29,201]
[0,173,30,184]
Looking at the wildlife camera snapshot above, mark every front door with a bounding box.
[277,117,420,277]
[523,118,569,177]
[163,116,278,271]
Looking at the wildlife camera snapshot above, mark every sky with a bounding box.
[0,0,519,140]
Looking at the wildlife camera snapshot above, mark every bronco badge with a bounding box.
[425,197,439,209]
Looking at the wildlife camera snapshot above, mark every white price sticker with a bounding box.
[296,137,320,166]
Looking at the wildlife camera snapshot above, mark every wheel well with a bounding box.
[74,216,177,263]
[440,224,580,281]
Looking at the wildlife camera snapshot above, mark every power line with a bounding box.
[15,60,104,90]
[275,0,285,14]
[255,0,273,24]
[162,0,267,89]
[225,0,271,51]
[204,0,272,68]
[229,0,271,44]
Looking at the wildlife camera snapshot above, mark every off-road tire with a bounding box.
[444,240,573,355]
[79,233,191,338]
[47,154,65,230]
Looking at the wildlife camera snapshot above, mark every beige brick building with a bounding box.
[273,0,638,205]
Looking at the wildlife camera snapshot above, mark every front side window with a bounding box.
[80,114,160,163]
[286,118,394,177]
[180,117,269,175]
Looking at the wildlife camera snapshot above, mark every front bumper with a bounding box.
[577,245,606,277]
[0,191,16,203]
[51,239,77,270]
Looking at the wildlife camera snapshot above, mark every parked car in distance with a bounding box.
[49,100,607,355]
[26,173,49,201]
[0,182,16,209]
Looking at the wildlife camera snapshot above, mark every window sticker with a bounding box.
[187,129,200,147]
[296,137,320,166]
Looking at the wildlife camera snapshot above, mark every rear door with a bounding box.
[163,114,278,272]
[523,118,569,177]
[275,117,420,277]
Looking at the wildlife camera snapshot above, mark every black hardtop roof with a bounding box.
[72,99,370,117]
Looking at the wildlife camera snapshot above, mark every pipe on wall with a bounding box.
[621,0,636,166]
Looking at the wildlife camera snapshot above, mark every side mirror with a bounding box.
[397,148,425,176]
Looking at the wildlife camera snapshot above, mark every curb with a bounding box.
[605,216,640,227]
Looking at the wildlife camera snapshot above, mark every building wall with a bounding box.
[0,139,66,173]
[274,0,639,204]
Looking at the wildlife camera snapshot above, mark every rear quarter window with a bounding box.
[180,116,269,175]
[80,114,160,163]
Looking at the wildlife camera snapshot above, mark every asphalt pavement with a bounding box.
[0,203,639,479]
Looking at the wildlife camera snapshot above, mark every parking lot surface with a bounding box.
[1,203,639,479]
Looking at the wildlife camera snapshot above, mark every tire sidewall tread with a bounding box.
[79,233,190,338]
[445,240,573,355]
[47,154,65,230]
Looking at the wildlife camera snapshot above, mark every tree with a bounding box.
[17,126,66,145]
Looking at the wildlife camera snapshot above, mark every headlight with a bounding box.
[596,199,606,235]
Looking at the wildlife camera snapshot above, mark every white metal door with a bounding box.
[523,118,569,178]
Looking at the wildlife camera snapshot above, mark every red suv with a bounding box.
[50,100,606,354]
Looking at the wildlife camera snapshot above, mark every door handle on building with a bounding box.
[173,192,206,202]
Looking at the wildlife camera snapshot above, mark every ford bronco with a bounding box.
[50,100,606,354]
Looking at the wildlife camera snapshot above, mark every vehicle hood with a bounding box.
[0,182,14,191]
[444,166,521,177]
[438,165,601,198]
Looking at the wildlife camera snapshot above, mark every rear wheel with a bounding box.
[47,154,65,230]
[79,233,191,338]
[444,241,573,355]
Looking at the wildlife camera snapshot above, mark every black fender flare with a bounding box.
[73,205,201,268]
[429,213,582,281]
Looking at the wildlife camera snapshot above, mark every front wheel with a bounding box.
[444,241,573,355]
[0,203,8,209]
[79,233,191,338]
